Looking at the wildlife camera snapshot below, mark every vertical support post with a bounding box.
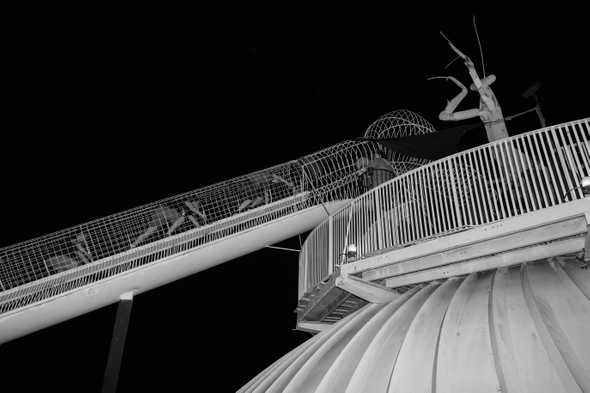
[327,216,334,275]
[532,94,546,129]
[102,291,134,393]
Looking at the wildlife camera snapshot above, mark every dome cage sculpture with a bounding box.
[363,109,436,175]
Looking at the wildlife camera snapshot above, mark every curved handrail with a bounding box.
[299,118,590,296]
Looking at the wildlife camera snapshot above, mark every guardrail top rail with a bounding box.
[299,118,590,296]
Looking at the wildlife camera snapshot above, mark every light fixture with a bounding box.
[582,176,590,197]
[346,244,358,259]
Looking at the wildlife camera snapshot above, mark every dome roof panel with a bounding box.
[242,261,590,393]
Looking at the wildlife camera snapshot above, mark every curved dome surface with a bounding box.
[363,109,436,139]
[240,260,590,393]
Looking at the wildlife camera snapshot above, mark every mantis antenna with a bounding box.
[473,15,486,78]
[443,55,462,70]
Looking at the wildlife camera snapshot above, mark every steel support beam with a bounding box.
[362,216,587,282]
[384,236,584,288]
[296,321,333,334]
[335,274,398,303]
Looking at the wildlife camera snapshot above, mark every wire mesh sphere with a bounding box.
[362,109,435,173]
[364,109,436,139]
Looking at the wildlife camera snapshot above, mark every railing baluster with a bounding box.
[527,132,551,207]
[375,190,383,250]
[513,137,534,213]
[561,123,585,199]
[328,216,333,276]
[402,176,411,244]
[406,175,416,243]
[466,152,482,225]
[359,196,365,256]
[433,162,448,233]
[491,145,508,219]
[383,183,392,248]
[477,148,496,222]
[572,122,590,174]
[449,157,463,228]
[413,172,422,242]
[413,172,424,240]
[393,180,402,246]
[505,139,525,215]
[549,125,575,200]
[416,168,429,238]
[426,165,440,235]
[542,128,567,204]
[458,155,471,226]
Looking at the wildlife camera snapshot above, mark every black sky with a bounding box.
[1,7,588,392]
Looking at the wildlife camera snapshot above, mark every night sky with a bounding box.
[1,7,588,392]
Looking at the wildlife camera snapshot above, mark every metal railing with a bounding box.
[299,118,590,297]
[0,133,430,315]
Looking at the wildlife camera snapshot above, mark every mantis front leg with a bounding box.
[432,76,482,121]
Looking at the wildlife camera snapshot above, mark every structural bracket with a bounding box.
[296,321,333,334]
[335,273,398,303]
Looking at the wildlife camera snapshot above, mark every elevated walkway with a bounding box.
[0,135,396,343]
[296,118,590,331]
[1,117,587,344]
[0,198,347,343]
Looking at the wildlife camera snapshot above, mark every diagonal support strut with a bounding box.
[335,273,399,303]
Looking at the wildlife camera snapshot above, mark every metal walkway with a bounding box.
[0,110,431,343]
[1,114,587,345]
[297,118,590,326]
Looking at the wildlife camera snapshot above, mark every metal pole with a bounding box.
[102,292,134,393]
[535,103,546,128]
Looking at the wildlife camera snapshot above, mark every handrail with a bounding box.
[299,118,590,296]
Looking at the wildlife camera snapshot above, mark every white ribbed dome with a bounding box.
[240,260,590,392]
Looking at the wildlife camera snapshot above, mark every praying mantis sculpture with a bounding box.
[430,27,559,209]
[431,32,509,143]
